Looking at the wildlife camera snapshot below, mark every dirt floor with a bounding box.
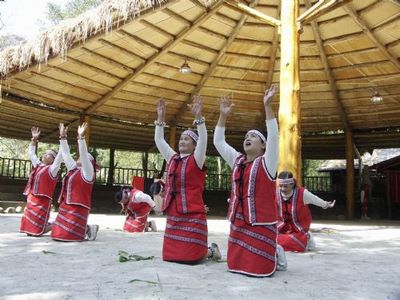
[0,213,399,300]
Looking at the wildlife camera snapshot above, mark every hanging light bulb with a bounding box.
[179,59,192,74]
[370,89,383,104]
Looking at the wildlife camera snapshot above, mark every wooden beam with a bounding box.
[181,40,219,55]
[83,2,224,115]
[174,0,262,124]
[305,0,351,132]
[163,8,192,27]
[117,30,160,52]
[80,47,134,73]
[343,4,400,71]
[345,130,355,219]
[66,57,123,81]
[139,20,175,39]
[197,27,227,40]
[278,0,302,182]
[98,39,146,63]
[223,0,281,27]
[298,0,352,25]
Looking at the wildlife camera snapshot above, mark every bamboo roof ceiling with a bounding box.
[1,0,400,159]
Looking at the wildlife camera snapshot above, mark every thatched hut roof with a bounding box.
[1,0,400,158]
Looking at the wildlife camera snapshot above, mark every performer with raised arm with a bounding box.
[115,185,157,233]
[20,127,63,236]
[154,96,221,264]
[277,171,336,252]
[51,123,99,242]
[213,85,287,277]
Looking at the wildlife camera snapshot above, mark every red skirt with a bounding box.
[228,213,277,277]
[278,231,308,252]
[123,207,151,233]
[20,194,52,236]
[51,202,89,242]
[162,204,208,263]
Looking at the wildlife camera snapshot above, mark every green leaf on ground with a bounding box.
[42,250,56,254]
[128,279,158,284]
[118,250,154,263]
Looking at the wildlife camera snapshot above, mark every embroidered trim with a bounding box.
[231,224,276,247]
[58,206,87,221]
[289,234,307,250]
[180,156,189,213]
[229,237,276,262]
[53,221,85,239]
[166,224,208,236]
[164,233,208,247]
[247,156,262,224]
[167,215,207,226]
[57,213,87,231]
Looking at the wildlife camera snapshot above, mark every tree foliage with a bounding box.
[46,0,103,24]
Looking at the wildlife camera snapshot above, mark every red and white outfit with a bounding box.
[277,187,331,252]
[155,122,208,263]
[214,119,279,277]
[123,188,155,233]
[51,139,94,242]
[20,145,62,236]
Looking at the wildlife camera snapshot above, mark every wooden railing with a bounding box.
[0,157,333,192]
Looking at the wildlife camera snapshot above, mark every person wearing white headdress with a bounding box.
[214,84,286,277]
[276,171,335,252]
[51,122,99,242]
[154,96,221,264]
[20,127,63,236]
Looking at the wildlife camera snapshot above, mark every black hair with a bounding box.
[278,171,297,186]
[149,181,164,196]
[114,185,132,203]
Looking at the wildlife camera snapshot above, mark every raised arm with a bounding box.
[303,189,336,209]
[263,85,279,177]
[189,96,207,168]
[49,149,63,178]
[77,122,94,182]
[59,123,76,171]
[154,98,176,162]
[213,96,240,169]
[28,127,41,167]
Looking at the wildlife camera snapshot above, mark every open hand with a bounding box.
[59,123,68,138]
[188,95,203,118]
[157,98,166,121]
[77,122,88,138]
[263,84,277,106]
[219,96,234,116]
[325,199,336,209]
[31,127,40,140]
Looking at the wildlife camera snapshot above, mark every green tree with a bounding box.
[46,0,103,24]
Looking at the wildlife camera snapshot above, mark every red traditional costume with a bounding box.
[277,187,312,252]
[20,165,58,236]
[227,154,278,276]
[162,153,208,262]
[51,167,94,241]
[123,188,154,233]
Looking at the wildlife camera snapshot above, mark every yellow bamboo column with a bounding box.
[80,114,91,146]
[278,0,302,182]
[169,126,177,151]
[345,131,355,219]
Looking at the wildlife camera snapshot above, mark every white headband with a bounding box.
[182,130,198,142]
[278,178,295,185]
[47,150,57,158]
[246,130,266,144]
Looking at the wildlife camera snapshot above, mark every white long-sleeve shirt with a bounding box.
[281,189,331,209]
[60,139,94,182]
[154,122,207,168]
[133,191,156,208]
[213,119,279,176]
[28,144,63,177]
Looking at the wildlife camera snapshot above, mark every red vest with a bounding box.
[58,168,94,209]
[228,155,277,225]
[23,164,58,200]
[163,154,206,214]
[124,188,151,216]
[277,187,312,234]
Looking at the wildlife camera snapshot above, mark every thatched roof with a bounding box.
[1,0,400,158]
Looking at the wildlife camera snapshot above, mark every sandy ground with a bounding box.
[0,213,400,300]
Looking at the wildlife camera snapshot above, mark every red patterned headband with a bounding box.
[277,178,295,185]
[182,130,198,142]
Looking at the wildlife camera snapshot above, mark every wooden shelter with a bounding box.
[0,0,400,216]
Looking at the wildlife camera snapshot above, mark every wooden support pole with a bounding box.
[278,0,302,182]
[107,148,115,186]
[345,130,355,219]
[169,126,177,151]
[80,114,91,146]
[142,152,148,178]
